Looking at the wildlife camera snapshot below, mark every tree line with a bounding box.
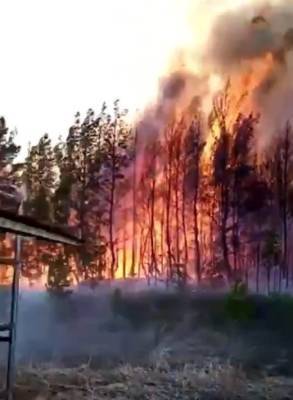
[0,87,292,293]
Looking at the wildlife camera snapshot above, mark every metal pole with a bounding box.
[6,235,21,400]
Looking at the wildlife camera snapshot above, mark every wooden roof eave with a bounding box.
[0,211,81,246]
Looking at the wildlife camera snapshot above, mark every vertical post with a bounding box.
[6,235,21,400]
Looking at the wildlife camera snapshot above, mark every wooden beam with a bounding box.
[0,210,81,246]
[0,217,79,245]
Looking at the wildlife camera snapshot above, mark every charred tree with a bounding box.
[164,125,175,286]
[130,129,138,277]
[276,123,291,288]
[184,117,205,282]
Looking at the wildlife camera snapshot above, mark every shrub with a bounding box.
[225,288,256,322]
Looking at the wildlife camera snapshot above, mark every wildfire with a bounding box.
[112,0,293,283]
[1,0,293,288]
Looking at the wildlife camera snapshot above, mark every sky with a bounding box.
[0,0,191,159]
[0,0,266,160]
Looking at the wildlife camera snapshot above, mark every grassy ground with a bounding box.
[14,361,293,400]
[8,289,293,399]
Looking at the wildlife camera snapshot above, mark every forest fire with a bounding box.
[0,0,292,293]
[4,3,293,400]
[111,1,293,288]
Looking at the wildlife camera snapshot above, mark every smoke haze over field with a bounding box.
[0,277,290,367]
[0,283,159,365]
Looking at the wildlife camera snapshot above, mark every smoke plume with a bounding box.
[137,71,208,147]
[203,0,293,139]
[137,0,293,150]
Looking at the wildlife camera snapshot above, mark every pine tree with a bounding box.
[184,116,205,282]
[102,100,131,279]
[53,106,113,281]
[53,137,75,225]
[0,117,20,174]
[47,245,72,291]
[22,133,59,288]
[24,133,57,222]
[0,116,21,212]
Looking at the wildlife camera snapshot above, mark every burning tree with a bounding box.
[3,3,293,292]
[184,116,205,282]
[101,101,132,279]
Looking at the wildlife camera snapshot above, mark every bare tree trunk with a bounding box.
[283,125,290,288]
[267,263,271,295]
[160,210,165,277]
[256,245,260,294]
[122,211,127,279]
[80,135,88,280]
[97,222,104,280]
[221,185,232,281]
[175,157,181,264]
[146,235,151,286]
[232,200,239,275]
[109,131,117,280]
[130,130,138,277]
[109,176,116,279]
[193,189,201,283]
[182,168,189,267]
[166,165,173,287]
[210,202,216,272]
[192,122,202,283]
[150,175,158,280]
[278,263,282,293]
[138,227,146,279]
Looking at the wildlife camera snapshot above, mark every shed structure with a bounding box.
[0,209,81,399]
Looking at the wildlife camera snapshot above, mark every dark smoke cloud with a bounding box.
[206,1,293,71]
[131,71,208,184]
[137,71,207,146]
[137,1,293,154]
[203,0,293,139]
[161,73,187,100]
